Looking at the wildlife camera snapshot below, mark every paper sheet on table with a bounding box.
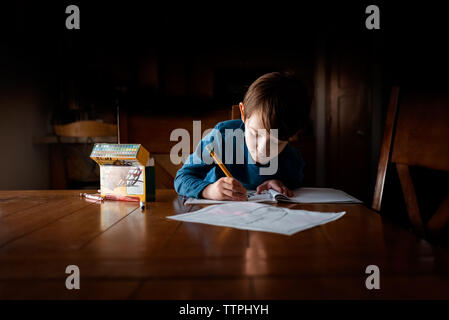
[167,202,346,235]
[184,187,361,205]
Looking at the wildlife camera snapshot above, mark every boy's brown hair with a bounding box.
[243,72,311,141]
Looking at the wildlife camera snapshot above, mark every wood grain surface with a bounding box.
[0,190,448,299]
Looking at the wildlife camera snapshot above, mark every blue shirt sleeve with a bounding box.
[174,126,221,198]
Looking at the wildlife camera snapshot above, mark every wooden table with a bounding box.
[0,189,448,300]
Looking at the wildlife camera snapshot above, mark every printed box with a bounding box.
[90,143,155,202]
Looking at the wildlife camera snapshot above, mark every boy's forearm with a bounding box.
[174,173,212,198]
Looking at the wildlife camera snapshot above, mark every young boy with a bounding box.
[174,72,310,201]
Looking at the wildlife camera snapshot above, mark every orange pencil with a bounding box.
[205,145,233,178]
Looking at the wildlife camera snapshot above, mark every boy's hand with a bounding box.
[201,177,247,201]
[256,179,294,197]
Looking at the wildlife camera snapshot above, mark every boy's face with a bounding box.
[240,103,288,164]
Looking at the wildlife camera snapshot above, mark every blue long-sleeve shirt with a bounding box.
[174,120,305,198]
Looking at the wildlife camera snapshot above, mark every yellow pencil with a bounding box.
[205,145,233,178]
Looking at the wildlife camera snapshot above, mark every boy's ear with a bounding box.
[239,102,245,122]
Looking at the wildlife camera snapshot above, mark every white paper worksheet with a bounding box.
[167,202,346,235]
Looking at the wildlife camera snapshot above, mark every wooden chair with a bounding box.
[231,105,240,120]
[52,120,118,189]
[372,87,449,236]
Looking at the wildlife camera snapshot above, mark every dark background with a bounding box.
[1,1,448,230]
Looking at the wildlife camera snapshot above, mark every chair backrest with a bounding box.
[372,87,449,235]
[391,91,449,172]
[54,120,117,138]
[231,105,240,120]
